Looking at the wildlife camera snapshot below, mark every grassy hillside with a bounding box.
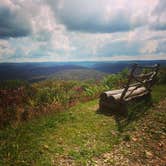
[0,69,129,128]
[1,67,166,128]
[0,67,166,165]
[0,84,166,165]
[49,69,107,81]
[0,63,88,82]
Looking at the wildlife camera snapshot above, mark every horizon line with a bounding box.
[0,59,166,63]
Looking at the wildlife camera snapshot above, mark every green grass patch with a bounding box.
[0,84,166,165]
[152,84,166,103]
[0,100,119,165]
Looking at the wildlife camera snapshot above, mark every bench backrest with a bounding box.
[120,64,160,100]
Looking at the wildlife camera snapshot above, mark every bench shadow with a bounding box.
[97,94,153,132]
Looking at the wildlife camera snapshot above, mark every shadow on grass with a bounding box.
[97,94,153,132]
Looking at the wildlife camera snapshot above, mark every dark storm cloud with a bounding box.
[0,5,32,38]
[47,0,146,33]
[58,12,140,33]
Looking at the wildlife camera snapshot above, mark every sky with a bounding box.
[0,0,165,62]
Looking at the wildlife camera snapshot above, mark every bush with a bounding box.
[0,80,29,90]
[103,69,128,89]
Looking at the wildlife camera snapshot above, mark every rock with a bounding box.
[132,137,137,142]
[145,150,153,158]
[43,144,49,150]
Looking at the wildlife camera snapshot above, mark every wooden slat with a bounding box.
[120,64,137,100]
[103,87,147,101]
[134,72,155,80]
[120,64,159,100]
[99,63,160,111]
[101,86,137,99]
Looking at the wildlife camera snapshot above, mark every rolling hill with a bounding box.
[48,69,107,81]
[0,60,166,82]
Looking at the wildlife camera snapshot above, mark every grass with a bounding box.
[0,84,166,165]
[151,84,166,103]
[1,67,165,128]
[0,100,119,165]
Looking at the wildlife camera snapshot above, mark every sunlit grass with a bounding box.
[0,84,166,165]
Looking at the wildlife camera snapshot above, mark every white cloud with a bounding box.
[0,0,165,62]
[31,4,74,52]
[47,0,156,33]
[140,40,158,54]
[0,39,15,61]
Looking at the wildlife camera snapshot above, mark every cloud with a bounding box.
[150,0,166,31]
[97,39,142,57]
[156,39,166,53]
[0,1,75,61]
[0,1,32,38]
[0,39,15,61]
[153,0,166,14]
[0,0,165,62]
[30,4,74,52]
[0,40,13,54]
[47,0,149,33]
[140,40,158,54]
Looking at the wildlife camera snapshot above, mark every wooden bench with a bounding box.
[99,64,160,111]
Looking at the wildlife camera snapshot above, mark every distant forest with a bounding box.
[0,60,166,82]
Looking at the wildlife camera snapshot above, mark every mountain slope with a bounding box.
[49,69,107,81]
[0,84,166,165]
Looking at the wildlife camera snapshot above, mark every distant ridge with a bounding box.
[0,60,166,82]
[48,69,107,81]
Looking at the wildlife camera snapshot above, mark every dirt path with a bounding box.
[92,99,166,166]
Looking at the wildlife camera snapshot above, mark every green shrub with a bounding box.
[103,69,128,89]
[0,80,29,90]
